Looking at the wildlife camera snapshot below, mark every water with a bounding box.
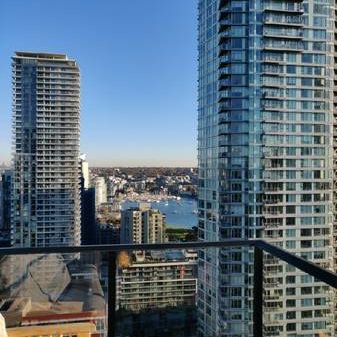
[121,198,198,228]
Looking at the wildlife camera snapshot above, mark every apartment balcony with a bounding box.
[263,39,303,51]
[263,3,304,14]
[218,79,231,90]
[261,66,283,76]
[263,28,303,40]
[0,240,336,337]
[262,56,284,64]
[263,14,303,27]
[218,19,231,33]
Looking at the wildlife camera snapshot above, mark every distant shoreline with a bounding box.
[120,194,196,204]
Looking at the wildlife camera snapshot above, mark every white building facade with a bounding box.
[94,177,107,208]
[120,203,166,244]
[117,250,197,312]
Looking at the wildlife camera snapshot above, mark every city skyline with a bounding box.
[2,1,337,336]
[0,0,198,167]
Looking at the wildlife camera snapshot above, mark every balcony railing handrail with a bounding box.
[256,240,337,289]
[0,239,257,255]
[2,239,337,337]
[1,239,337,288]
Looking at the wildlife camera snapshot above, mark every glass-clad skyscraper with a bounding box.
[12,52,81,247]
[198,0,335,336]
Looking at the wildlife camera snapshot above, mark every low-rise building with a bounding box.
[117,250,197,312]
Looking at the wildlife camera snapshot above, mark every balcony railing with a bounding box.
[1,240,337,337]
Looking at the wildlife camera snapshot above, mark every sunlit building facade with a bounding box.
[117,250,197,312]
[121,203,166,244]
[198,0,335,336]
[12,52,81,247]
[94,177,107,208]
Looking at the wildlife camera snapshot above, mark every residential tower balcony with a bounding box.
[0,240,337,337]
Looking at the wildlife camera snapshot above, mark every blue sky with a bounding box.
[0,1,197,167]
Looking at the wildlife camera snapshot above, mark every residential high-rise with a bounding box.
[198,1,334,336]
[94,177,107,208]
[120,203,166,244]
[12,52,81,247]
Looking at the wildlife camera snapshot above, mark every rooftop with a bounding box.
[133,249,196,263]
[14,51,68,60]
[13,51,78,66]
[0,256,105,328]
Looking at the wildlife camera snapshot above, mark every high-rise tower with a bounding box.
[94,177,107,208]
[120,203,166,244]
[12,52,81,247]
[198,0,335,336]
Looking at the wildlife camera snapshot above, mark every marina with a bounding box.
[121,197,198,229]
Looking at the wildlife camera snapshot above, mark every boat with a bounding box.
[176,196,181,201]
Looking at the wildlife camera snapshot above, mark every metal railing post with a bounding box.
[253,246,263,337]
[108,251,117,337]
